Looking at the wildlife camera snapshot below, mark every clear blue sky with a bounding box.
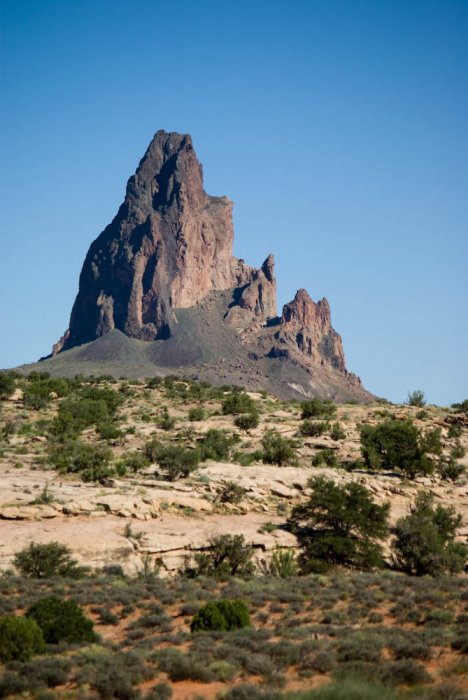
[1,0,467,405]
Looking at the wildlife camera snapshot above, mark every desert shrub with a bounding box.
[438,457,465,482]
[199,429,231,461]
[0,616,44,662]
[450,441,466,459]
[117,451,150,473]
[158,408,175,430]
[379,659,431,686]
[0,672,30,698]
[146,683,173,700]
[407,390,426,407]
[262,429,296,465]
[52,388,122,438]
[300,420,328,437]
[0,371,16,399]
[26,596,95,644]
[14,542,86,579]
[290,680,397,700]
[235,412,260,431]
[97,423,122,440]
[267,547,298,578]
[388,633,432,660]
[185,534,255,578]
[191,599,250,632]
[392,492,467,576]
[451,399,468,414]
[311,447,339,467]
[447,423,462,438]
[153,444,199,480]
[48,439,113,482]
[451,630,468,654]
[330,422,346,440]
[23,382,52,410]
[188,406,205,421]
[337,632,383,663]
[301,398,337,420]
[218,481,247,504]
[154,648,212,682]
[20,656,72,688]
[222,392,257,415]
[289,476,389,572]
[360,419,439,478]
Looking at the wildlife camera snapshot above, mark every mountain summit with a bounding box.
[49,130,371,401]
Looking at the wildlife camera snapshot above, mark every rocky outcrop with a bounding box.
[53,129,368,398]
[61,131,251,350]
[279,289,346,371]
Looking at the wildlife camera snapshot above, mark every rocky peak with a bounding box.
[53,129,367,400]
[126,131,205,213]
[281,289,331,330]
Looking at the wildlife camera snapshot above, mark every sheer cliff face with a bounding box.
[62,131,247,349]
[57,129,362,391]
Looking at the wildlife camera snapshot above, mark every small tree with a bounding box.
[185,534,255,578]
[0,371,16,400]
[262,429,296,465]
[234,412,259,431]
[154,444,199,480]
[222,392,256,415]
[14,542,86,579]
[191,599,250,632]
[0,616,44,662]
[199,429,231,461]
[26,596,96,644]
[392,492,467,576]
[289,476,390,573]
[360,419,439,478]
[301,398,337,420]
[407,390,426,407]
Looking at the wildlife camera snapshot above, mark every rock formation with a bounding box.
[52,129,369,400]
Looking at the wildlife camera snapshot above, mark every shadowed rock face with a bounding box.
[54,129,367,398]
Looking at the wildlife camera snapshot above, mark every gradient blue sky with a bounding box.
[1,0,467,405]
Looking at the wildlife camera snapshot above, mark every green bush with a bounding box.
[360,419,439,478]
[301,398,337,420]
[330,422,346,440]
[392,492,467,576]
[0,371,16,399]
[26,596,95,644]
[117,450,150,473]
[311,447,339,467]
[407,390,426,407]
[23,382,52,410]
[289,476,389,572]
[153,444,199,480]
[191,599,250,632]
[234,412,260,431]
[218,480,247,504]
[14,542,86,579]
[0,616,44,662]
[48,439,113,482]
[199,429,231,461]
[262,430,295,465]
[188,406,205,421]
[451,399,468,414]
[158,408,176,430]
[222,392,257,415]
[185,534,255,578]
[299,420,328,437]
[267,547,298,578]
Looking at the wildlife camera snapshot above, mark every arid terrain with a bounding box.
[0,373,466,699]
